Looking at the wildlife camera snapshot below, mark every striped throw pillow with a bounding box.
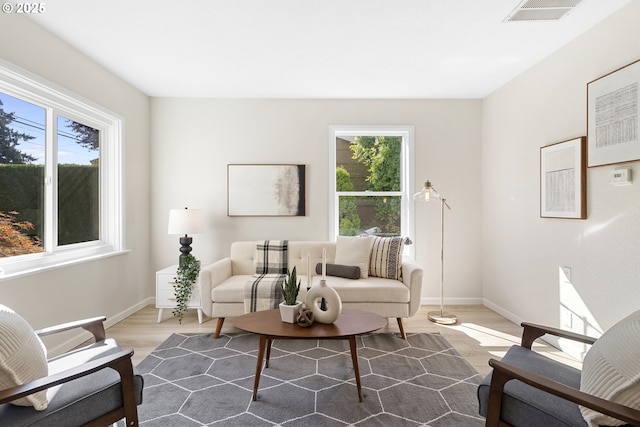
[369,236,404,280]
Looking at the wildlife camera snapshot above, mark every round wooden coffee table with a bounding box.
[233,308,387,402]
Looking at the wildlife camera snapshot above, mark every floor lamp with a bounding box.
[414,181,457,325]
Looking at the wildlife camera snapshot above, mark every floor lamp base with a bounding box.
[427,311,458,325]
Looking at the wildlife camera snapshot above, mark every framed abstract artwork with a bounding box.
[540,137,586,219]
[227,164,306,216]
[587,59,640,167]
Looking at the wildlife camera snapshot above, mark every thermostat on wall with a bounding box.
[611,167,632,185]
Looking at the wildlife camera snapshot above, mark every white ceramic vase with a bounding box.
[305,279,342,324]
[279,301,303,323]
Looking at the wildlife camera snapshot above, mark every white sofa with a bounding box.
[199,240,424,339]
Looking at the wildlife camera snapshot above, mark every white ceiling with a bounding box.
[26,0,631,98]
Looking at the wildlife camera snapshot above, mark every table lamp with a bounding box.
[168,207,204,267]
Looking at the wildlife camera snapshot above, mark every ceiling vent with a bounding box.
[504,0,584,22]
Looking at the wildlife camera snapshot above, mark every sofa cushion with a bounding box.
[334,236,373,278]
[580,309,640,426]
[329,276,409,303]
[369,236,405,280]
[477,345,585,427]
[0,305,48,410]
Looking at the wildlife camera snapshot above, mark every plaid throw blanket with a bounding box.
[244,240,289,312]
[244,273,285,312]
[254,240,288,274]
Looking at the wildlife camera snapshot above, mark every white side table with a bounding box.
[156,265,203,323]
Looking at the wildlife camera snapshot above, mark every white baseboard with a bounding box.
[420,296,484,306]
[482,298,524,326]
[47,297,155,357]
[104,297,155,329]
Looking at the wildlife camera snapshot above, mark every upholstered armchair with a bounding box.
[477,311,640,427]
[0,306,144,426]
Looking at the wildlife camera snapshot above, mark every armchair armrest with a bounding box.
[0,348,134,405]
[486,358,640,427]
[520,322,597,349]
[34,316,107,342]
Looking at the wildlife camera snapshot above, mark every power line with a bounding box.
[7,117,97,146]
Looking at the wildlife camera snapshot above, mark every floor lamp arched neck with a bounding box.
[414,181,457,325]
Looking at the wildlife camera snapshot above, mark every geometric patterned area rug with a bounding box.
[134,332,485,426]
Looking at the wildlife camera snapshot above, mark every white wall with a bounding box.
[0,15,151,353]
[483,1,640,348]
[150,99,483,304]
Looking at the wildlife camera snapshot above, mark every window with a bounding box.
[329,125,415,258]
[0,61,124,278]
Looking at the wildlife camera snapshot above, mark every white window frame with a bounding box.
[328,125,415,259]
[0,59,125,279]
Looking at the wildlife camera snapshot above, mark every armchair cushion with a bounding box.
[580,309,640,426]
[478,345,585,427]
[0,305,48,410]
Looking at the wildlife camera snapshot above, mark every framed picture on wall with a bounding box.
[540,137,586,219]
[227,164,306,216]
[587,59,640,167]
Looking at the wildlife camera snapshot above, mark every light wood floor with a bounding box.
[106,304,581,377]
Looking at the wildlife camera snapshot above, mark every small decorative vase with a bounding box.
[305,279,342,324]
[279,301,303,323]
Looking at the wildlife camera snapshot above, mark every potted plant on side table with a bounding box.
[279,266,302,323]
[173,254,200,324]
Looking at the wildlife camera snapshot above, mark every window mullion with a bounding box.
[43,108,57,252]
[336,191,402,197]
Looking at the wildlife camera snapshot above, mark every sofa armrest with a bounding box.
[401,261,424,317]
[520,322,597,349]
[199,257,233,317]
[34,316,107,342]
[486,358,640,427]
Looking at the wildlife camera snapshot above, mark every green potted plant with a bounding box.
[173,254,200,324]
[279,266,302,323]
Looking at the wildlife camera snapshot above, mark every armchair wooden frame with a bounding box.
[485,322,640,427]
[0,316,140,427]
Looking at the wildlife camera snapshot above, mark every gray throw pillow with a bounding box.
[315,263,360,280]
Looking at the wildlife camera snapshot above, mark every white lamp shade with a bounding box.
[168,208,204,235]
